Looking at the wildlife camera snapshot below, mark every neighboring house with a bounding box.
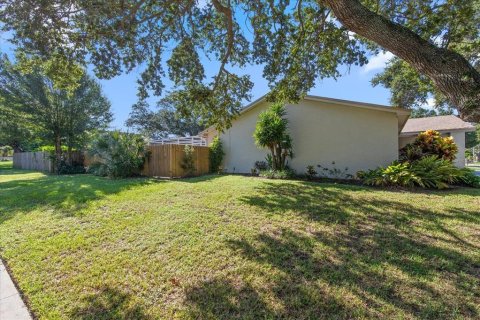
[201,95,476,175]
[400,115,476,167]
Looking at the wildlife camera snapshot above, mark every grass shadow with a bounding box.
[183,181,480,319]
[0,172,160,223]
[70,286,151,320]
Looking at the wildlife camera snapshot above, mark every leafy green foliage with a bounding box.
[400,130,458,162]
[358,156,479,189]
[0,145,13,157]
[0,56,112,168]
[409,156,463,189]
[36,145,70,152]
[305,165,318,180]
[357,162,420,188]
[253,103,293,171]
[409,107,454,119]
[369,0,480,119]
[0,96,40,152]
[465,124,480,148]
[254,161,269,171]
[15,52,85,93]
[259,168,296,179]
[458,168,480,188]
[0,0,385,129]
[58,160,86,175]
[126,100,205,139]
[2,1,479,123]
[208,136,224,173]
[180,145,196,177]
[87,132,148,178]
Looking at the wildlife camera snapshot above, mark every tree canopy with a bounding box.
[0,96,40,151]
[253,102,293,170]
[126,100,205,139]
[466,124,480,149]
[1,0,479,127]
[0,56,112,164]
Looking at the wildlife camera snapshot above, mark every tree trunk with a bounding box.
[54,134,62,174]
[12,142,22,153]
[321,0,480,122]
[67,144,73,166]
[269,146,276,170]
[275,144,283,170]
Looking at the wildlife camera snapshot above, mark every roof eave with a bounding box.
[400,126,476,136]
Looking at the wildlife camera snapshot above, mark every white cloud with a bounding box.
[362,52,394,73]
[423,97,436,110]
[196,0,208,8]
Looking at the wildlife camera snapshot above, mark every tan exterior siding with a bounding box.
[211,100,400,176]
[219,101,269,173]
[399,136,416,149]
[450,131,466,167]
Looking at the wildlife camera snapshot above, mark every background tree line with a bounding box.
[0,56,112,169]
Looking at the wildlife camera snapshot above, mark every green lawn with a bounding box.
[467,163,480,172]
[1,164,479,319]
[0,160,12,169]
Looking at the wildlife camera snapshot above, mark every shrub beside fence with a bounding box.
[141,144,209,178]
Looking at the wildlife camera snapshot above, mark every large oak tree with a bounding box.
[1,0,478,127]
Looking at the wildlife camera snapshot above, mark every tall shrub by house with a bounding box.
[209,136,224,173]
[253,102,293,171]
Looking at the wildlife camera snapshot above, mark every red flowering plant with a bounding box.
[400,130,458,162]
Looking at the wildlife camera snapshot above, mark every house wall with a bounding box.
[450,131,466,168]
[399,131,466,168]
[399,136,415,149]
[212,100,400,176]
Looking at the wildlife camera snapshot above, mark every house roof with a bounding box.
[201,94,411,135]
[241,94,409,115]
[400,115,476,136]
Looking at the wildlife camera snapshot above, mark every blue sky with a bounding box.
[96,52,396,130]
[1,29,397,130]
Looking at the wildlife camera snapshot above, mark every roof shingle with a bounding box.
[401,115,475,134]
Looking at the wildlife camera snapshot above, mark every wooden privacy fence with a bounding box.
[13,151,53,172]
[13,151,84,172]
[141,144,210,178]
[14,146,210,178]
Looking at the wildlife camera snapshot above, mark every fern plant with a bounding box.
[358,156,478,189]
[410,156,462,189]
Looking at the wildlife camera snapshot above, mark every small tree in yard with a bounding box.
[253,103,293,171]
[180,145,196,177]
[209,136,224,173]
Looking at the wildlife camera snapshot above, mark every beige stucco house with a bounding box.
[201,95,475,175]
